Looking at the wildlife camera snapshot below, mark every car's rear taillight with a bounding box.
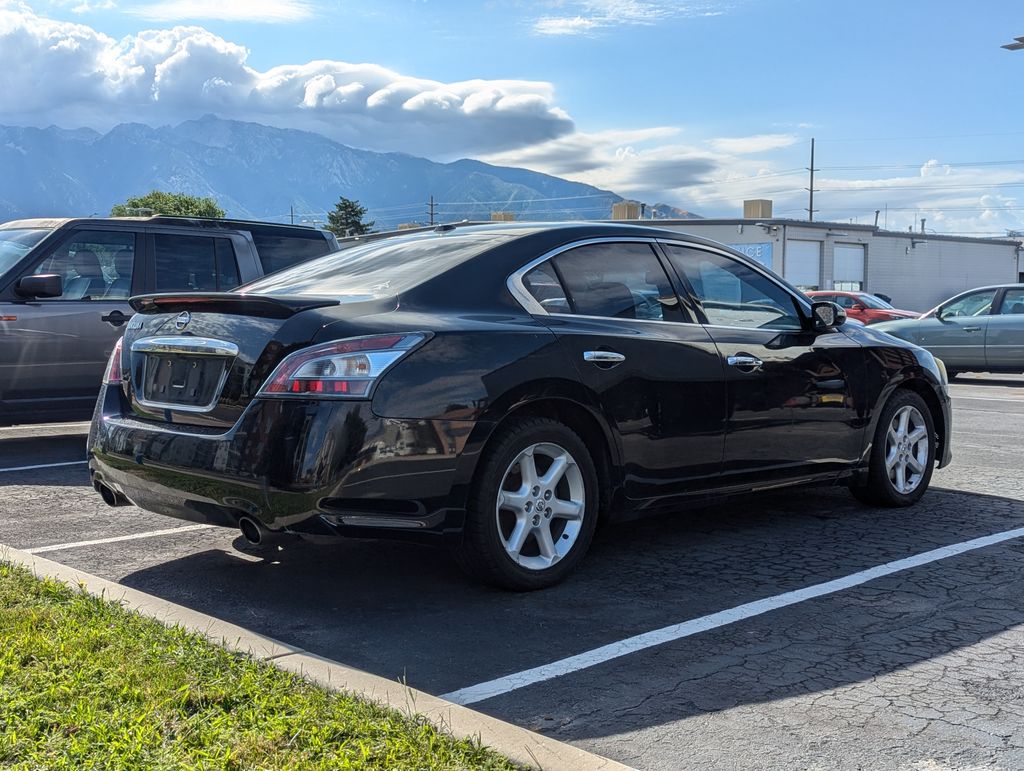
[258,333,429,398]
[103,337,124,385]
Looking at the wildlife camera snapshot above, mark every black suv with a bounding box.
[0,216,339,425]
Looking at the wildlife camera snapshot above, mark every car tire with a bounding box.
[850,389,936,507]
[457,416,599,591]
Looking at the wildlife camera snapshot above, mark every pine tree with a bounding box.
[326,197,374,236]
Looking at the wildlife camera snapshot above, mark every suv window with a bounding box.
[537,242,685,322]
[31,230,136,301]
[251,231,333,275]
[664,245,803,330]
[154,234,239,292]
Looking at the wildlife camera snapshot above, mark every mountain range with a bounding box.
[0,115,700,228]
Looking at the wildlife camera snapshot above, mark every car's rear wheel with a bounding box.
[850,390,935,507]
[457,417,598,590]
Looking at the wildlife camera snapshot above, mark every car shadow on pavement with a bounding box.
[119,484,1024,742]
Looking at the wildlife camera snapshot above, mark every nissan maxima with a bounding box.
[88,223,952,590]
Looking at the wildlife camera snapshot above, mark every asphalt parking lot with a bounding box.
[3,375,1024,770]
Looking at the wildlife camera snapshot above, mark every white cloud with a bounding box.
[533,0,725,36]
[708,133,799,154]
[0,5,574,157]
[533,15,599,35]
[128,0,315,23]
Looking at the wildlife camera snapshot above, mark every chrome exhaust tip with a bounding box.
[238,516,263,546]
[95,481,129,507]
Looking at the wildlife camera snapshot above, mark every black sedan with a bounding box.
[89,223,952,590]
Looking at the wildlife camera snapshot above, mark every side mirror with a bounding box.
[15,273,63,299]
[811,301,846,330]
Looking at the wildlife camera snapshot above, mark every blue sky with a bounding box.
[2,0,1023,233]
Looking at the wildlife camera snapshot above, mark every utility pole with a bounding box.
[805,137,819,221]
[290,205,294,225]
[427,195,436,226]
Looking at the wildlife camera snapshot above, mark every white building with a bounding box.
[639,217,1022,313]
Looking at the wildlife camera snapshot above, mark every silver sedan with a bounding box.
[873,284,1024,376]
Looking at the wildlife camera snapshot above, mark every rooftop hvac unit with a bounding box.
[743,199,773,219]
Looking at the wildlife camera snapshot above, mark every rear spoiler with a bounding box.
[129,292,341,319]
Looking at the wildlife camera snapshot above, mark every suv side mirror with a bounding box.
[811,301,846,330]
[15,274,63,299]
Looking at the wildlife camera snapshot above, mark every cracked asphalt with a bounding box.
[2,373,1023,770]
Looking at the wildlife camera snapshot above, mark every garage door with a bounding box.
[784,240,821,290]
[833,244,865,291]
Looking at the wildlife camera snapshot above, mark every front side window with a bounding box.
[546,242,685,322]
[664,245,803,330]
[998,288,1024,315]
[31,230,135,301]
[941,290,996,318]
[833,294,859,309]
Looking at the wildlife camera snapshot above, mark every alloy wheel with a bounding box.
[884,404,930,494]
[494,442,585,571]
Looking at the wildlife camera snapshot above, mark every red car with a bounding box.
[806,291,920,325]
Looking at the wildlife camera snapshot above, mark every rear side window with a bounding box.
[154,234,237,292]
[548,242,686,322]
[251,232,332,275]
[998,289,1024,315]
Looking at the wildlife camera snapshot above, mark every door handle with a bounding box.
[583,350,625,364]
[727,354,764,371]
[962,326,981,332]
[101,310,133,327]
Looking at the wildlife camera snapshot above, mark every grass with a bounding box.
[0,562,518,770]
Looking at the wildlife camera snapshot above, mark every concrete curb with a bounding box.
[1,544,634,771]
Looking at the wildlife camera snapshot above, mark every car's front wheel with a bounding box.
[457,417,599,590]
[851,389,936,507]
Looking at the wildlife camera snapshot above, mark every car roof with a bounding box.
[340,220,739,253]
[0,216,325,233]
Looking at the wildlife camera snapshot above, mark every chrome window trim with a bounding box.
[546,312,697,328]
[506,235,812,333]
[506,237,668,317]
[130,336,238,413]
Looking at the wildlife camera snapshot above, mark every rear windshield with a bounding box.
[242,232,509,299]
[0,228,51,277]
[858,294,894,310]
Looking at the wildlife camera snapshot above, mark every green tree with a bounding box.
[111,191,225,218]
[326,196,374,237]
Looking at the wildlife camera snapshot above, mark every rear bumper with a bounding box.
[88,384,476,544]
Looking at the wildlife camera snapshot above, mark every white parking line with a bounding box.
[442,526,1024,706]
[0,460,88,473]
[24,524,217,555]
[953,395,1024,403]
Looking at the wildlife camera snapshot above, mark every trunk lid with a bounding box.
[123,292,393,428]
